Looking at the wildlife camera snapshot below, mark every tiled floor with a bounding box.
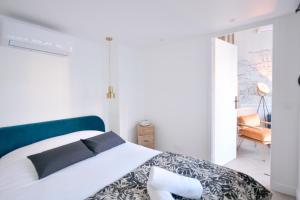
[225,140,295,200]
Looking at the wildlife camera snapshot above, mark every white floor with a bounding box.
[225,139,295,200]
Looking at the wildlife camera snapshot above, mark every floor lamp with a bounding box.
[256,83,270,122]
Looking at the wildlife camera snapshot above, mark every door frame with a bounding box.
[210,25,274,164]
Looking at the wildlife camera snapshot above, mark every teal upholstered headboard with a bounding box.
[0,116,105,158]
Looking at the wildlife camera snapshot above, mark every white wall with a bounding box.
[141,37,211,160]
[106,43,121,133]
[0,16,143,140]
[140,13,300,196]
[118,46,145,142]
[271,13,300,196]
[0,18,110,128]
[298,108,300,199]
[206,13,299,196]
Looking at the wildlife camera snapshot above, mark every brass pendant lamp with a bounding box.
[106,36,115,99]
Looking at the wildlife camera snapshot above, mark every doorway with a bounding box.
[211,25,273,189]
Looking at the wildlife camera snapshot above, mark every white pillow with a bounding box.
[1,130,104,164]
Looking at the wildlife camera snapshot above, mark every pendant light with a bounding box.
[106,36,115,99]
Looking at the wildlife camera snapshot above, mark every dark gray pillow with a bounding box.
[28,140,94,179]
[81,131,125,154]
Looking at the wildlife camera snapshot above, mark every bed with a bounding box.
[0,116,272,200]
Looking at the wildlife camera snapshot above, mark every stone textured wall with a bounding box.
[235,26,272,115]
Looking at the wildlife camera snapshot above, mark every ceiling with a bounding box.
[0,0,298,47]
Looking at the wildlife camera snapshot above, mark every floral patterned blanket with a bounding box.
[87,152,272,200]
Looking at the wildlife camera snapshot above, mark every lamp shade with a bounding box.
[257,82,270,96]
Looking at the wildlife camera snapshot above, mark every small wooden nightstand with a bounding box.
[137,124,155,149]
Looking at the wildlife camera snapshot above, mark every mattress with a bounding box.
[0,131,160,200]
[0,130,271,200]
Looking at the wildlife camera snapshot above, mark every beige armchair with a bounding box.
[237,113,271,145]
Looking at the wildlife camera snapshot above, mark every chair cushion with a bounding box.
[238,114,261,127]
[240,127,271,142]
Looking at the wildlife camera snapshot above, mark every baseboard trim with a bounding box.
[271,181,296,197]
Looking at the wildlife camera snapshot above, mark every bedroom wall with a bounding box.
[298,110,300,199]
[208,13,300,196]
[214,14,300,196]
[140,13,300,196]
[118,46,145,142]
[106,43,120,134]
[0,16,142,142]
[270,13,300,196]
[141,37,211,160]
[0,18,110,128]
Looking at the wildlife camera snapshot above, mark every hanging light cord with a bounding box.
[105,37,115,99]
[108,39,111,85]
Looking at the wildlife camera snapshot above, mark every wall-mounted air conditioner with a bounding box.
[0,16,72,56]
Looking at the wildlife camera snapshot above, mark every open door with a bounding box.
[212,38,238,166]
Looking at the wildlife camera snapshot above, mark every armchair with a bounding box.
[237,113,271,145]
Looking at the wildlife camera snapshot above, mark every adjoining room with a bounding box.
[213,25,273,188]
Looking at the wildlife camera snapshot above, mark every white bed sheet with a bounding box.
[0,131,160,200]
